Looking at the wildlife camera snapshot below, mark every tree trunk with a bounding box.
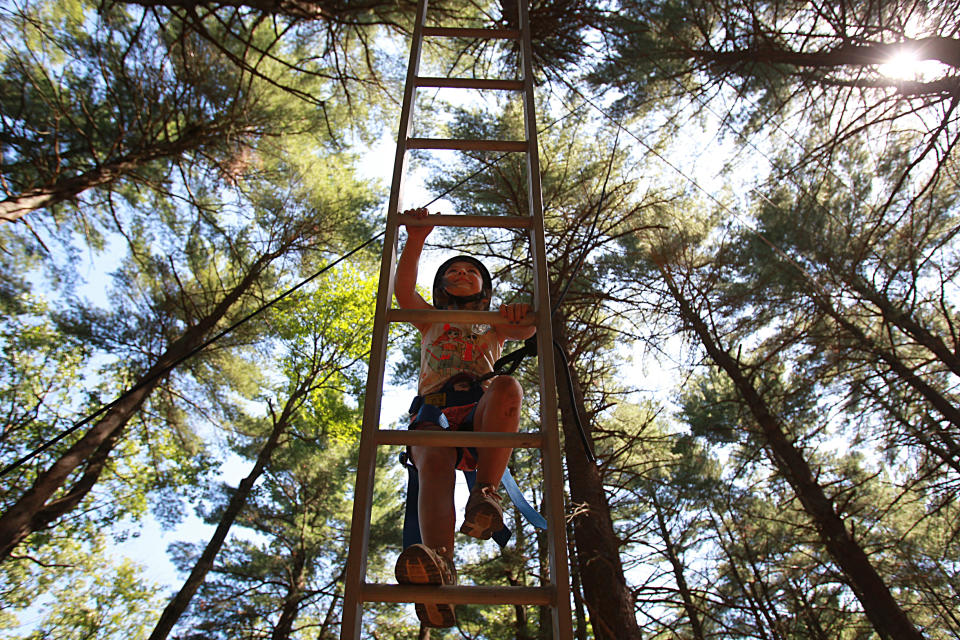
[651,495,705,640]
[843,271,960,378]
[272,546,307,640]
[508,495,532,640]
[317,567,344,639]
[0,125,222,223]
[537,521,553,640]
[148,391,296,640]
[567,518,589,640]
[813,288,960,432]
[711,514,776,640]
[700,37,960,71]
[0,250,275,560]
[661,268,924,640]
[862,382,960,474]
[552,318,642,640]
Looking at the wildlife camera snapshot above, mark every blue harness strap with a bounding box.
[500,466,548,530]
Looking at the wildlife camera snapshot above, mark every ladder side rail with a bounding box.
[339,0,431,636]
[517,0,574,637]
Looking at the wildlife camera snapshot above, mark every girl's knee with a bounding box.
[413,445,457,472]
[488,375,523,403]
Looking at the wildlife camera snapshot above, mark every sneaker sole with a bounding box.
[395,545,456,628]
[460,502,502,539]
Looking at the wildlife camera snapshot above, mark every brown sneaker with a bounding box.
[395,544,458,628]
[459,482,503,540]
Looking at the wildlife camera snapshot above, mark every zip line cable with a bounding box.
[1,104,588,480]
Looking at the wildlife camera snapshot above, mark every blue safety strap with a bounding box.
[501,466,548,530]
[466,445,548,531]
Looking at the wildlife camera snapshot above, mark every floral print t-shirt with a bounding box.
[418,322,503,395]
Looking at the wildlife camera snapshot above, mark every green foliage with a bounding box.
[0,533,164,638]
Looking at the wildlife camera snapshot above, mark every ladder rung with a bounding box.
[422,26,520,40]
[416,77,524,91]
[402,213,531,229]
[362,584,554,606]
[376,430,543,448]
[407,138,528,152]
[387,309,536,325]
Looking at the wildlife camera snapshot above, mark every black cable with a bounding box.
[554,339,597,463]
[0,232,383,479]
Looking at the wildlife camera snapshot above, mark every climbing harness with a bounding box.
[399,372,549,553]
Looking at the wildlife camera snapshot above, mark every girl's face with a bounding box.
[442,261,484,297]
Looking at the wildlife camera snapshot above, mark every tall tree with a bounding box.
[630,207,928,638]
[150,268,378,640]
[0,136,378,560]
[0,0,380,232]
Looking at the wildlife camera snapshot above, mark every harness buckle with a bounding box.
[423,392,446,407]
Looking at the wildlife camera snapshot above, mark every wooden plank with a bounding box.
[387,308,536,325]
[422,26,520,39]
[376,429,543,448]
[403,213,531,229]
[407,138,528,152]
[362,584,554,606]
[416,76,524,90]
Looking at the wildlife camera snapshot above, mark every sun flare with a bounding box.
[879,51,921,79]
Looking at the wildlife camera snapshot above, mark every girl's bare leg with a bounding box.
[472,375,523,486]
[410,428,457,551]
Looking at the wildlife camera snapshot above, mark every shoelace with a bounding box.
[479,484,503,502]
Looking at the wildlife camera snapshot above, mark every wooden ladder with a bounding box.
[340,0,572,637]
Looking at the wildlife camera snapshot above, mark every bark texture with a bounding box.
[0,250,277,559]
[0,125,226,223]
[148,389,296,640]
[552,318,642,640]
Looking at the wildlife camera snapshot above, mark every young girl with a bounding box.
[393,207,535,628]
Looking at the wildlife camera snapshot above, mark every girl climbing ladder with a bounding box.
[339,0,573,636]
